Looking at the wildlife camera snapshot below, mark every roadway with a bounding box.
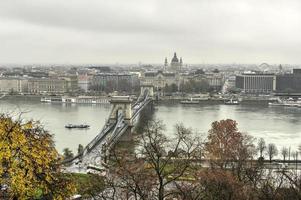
[64,90,152,172]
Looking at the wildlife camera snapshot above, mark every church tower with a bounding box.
[164,57,168,68]
[171,52,179,64]
[170,52,181,72]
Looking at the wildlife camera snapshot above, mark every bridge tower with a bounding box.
[140,84,154,98]
[109,96,133,125]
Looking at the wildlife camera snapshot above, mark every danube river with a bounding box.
[1,99,301,154]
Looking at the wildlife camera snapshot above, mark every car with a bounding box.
[1,184,8,191]
[71,194,82,199]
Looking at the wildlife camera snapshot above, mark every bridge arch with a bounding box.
[109,96,132,125]
[140,84,154,98]
[65,87,155,170]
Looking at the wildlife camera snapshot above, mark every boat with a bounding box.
[180,97,199,104]
[224,98,240,105]
[65,124,90,129]
[268,98,301,108]
[41,97,62,103]
[41,96,109,104]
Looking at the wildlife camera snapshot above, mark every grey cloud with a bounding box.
[0,0,181,34]
[0,0,301,64]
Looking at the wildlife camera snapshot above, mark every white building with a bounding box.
[78,74,91,92]
[140,70,181,95]
[0,77,28,93]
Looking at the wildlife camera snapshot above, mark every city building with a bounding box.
[276,69,301,93]
[225,75,236,91]
[164,57,168,70]
[140,70,181,95]
[0,77,28,93]
[62,75,79,92]
[235,73,276,94]
[27,78,70,94]
[182,71,224,91]
[90,73,139,93]
[204,73,224,90]
[78,74,91,92]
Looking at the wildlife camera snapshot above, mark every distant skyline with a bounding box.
[1,0,301,65]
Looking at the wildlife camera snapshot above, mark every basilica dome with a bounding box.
[171,52,179,63]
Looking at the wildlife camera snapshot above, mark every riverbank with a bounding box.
[0,94,42,101]
[159,96,271,105]
[0,94,111,104]
[0,94,273,105]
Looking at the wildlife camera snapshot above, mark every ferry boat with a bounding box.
[180,97,200,104]
[65,124,90,129]
[41,97,62,103]
[224,98,240,105]
[268,98,301,108]
[41,96,109,104]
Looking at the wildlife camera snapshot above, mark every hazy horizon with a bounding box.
[1,62,299,68]
[1,0,301,65]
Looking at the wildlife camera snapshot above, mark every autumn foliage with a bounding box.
[100,119,301,199]
[206,119,254,164]
[0,114,75,199]
[1,113,301,200]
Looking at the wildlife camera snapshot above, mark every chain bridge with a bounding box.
[65,84,154,172]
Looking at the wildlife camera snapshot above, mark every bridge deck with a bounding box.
[65,91,153,171]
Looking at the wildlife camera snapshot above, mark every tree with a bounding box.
[281,147,289,161]
[257,171,286,200]
[291,151,299,170]
[63,148,74,160]
[0,114,75,199]
[118,79,132,93]
[179,79,210,94]
[104,120,202,200]
[267,143,278,162]
[195,68,205,75]
[197,169,247,200]
[292,151,298,162]
[205,119,255,176]
[213,68,220,73]
[170,83,178,92]
[174,168,253,200]
[257,138,266,159]
[78,144,84,155]
[69,173,105,199]
[298,144,301,154]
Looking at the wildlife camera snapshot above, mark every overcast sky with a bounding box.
[0,0,301,65]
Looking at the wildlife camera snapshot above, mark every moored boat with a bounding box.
[41,97,62,103]
[224,98,240,105]
[65,124,90,129]
[268,98,301,108]
[180,97,199,104]
[41,96,109,104]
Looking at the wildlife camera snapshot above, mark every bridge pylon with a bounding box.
[109,96,133,125]
[140,84,154,98]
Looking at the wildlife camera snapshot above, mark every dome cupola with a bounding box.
[171,52,179,63]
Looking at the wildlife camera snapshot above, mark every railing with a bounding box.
[85,118,117,152]
[105,92,151,149]
[83,90,151,156]
[108,123,129,148]
[0,94,6,99]
[63,90,153,167]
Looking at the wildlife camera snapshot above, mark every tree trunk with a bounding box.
[158,177,164,200]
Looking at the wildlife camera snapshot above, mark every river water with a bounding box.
[1,99,300,154]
